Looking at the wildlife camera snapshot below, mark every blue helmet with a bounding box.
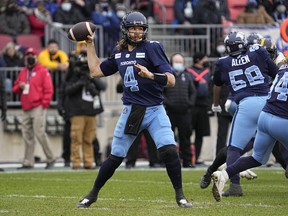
[120,11,148,46]
[224,31,247,56]
[247,32,263,46]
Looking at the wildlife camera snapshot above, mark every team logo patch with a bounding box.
[115,53,121,59]
[136,53,145,58]
[125,54,130,58]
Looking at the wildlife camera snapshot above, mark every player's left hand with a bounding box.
[134,64,153,79]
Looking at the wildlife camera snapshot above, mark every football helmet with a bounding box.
[247,33,263,46]
[120,11,148,46]
[259,38,278,61]
[224,31,247,56]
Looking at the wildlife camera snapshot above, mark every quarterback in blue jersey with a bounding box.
[76,11,193,209]
[211,31,278,199]
[212,61,288,201]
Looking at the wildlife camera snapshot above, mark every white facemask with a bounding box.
[217,45,226,54]
[117,10,126,19]
[61,3,72,12]
[173,63,185,73]
[277,5,286,13]
[184,2,193,18]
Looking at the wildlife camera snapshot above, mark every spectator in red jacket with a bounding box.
[13,47,56,170]
[28,1,52,47]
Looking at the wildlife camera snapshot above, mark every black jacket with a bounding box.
[0,75,7,112]
[64,67,107,118]
[163,70,196,113]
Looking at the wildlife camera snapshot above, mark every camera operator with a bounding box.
[64,47,107,169]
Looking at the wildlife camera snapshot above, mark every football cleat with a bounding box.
[77,195,97,208]
[240,169,257,180]
[211,170,228,202]
[176,198,193,208]
[200,173,211,189]
[222,183,243,197]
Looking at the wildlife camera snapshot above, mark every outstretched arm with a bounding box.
[86,34,105,78]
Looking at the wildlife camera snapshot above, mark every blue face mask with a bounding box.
[173,63,185,73]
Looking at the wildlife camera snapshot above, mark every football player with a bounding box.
[212,58,288,201]
[211,31,278,199]
[76,11,192,208]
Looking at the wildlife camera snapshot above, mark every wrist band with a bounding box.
[153,73,168,86]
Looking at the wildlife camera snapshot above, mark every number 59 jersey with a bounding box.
[213,45,279,104]
[100,41,173,106]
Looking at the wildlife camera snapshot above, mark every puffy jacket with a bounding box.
[12,63,53,111]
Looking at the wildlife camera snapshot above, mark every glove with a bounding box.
[211,104,222,113]
[1,109,6,121]
[225,99,232,113]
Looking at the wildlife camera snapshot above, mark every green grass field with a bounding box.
[0,167,287,216]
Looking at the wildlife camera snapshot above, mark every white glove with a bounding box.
[224,99,232,113]
[211,104,222,113]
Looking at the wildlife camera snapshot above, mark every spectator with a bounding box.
[53,0,86,25]
[28,0,52,47]
[236,0,276,25]
[187,52,212,164]
[65,48,107,169]
[73,0,96,19]
[13,47,56,170]
[191,0,224,56]
[0,42,24,94]
[91,0,121,57]
[271,0,288,24]
[38,39,69,72]
[173,0,195,25]
[164,53,197,168]
[0,0,31,38]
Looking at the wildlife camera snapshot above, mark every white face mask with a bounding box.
[173,63,185,73]
[61,3,72,12]
[217,45,226,54]
[116,10,126,19]
[277,5,286,13]
[184,2,193,18]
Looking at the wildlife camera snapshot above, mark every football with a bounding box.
[67,22,96,41]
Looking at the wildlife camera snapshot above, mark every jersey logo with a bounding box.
[136,53,145,58]
[115,53,121,59]
[125,54,130,58]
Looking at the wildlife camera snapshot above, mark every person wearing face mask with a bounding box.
[163,53,197,168]
[53,0,86,25]
[0,0,31,37]
[272,0,288,24]
[12,47,56,170]
[187,52,212,165]
[28,1,52,47]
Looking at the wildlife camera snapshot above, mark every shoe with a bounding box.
[84,166,96,170]
[77,194,97,208]
[285,165,288,179]
[0,168,4,172]
[45,159,56,169]
[211,170,227,202]
[182,162,195,168]
[17,165,33,170]
[222,183,243,197]
[240,169,257,180]
[64,161,70,167]
[200,173,211,189]
[176,197,193,208]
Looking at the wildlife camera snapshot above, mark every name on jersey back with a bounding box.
[231,55,250,67]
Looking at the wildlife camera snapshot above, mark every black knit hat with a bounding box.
[193,52,206,63]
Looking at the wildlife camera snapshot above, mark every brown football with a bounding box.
[67,22,96,41]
